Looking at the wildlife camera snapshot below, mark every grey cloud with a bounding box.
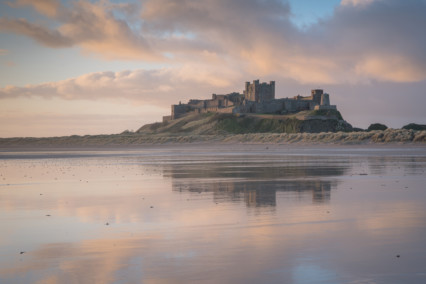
[318,0,426,58]
[303,0,426,81]
[0,18,73,47]
[142,0,291,32]
[142,0,295,54]
[140,0,426,83]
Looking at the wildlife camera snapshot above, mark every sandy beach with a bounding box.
[1,145,426,283]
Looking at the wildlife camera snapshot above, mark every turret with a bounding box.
[270,81,275,100]
[320,93,330,106]
[311,89,323,104]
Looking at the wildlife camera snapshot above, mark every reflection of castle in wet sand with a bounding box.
[164,159,347,207]
[173,179,334,207]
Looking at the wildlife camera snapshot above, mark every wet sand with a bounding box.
[1,145,426,283]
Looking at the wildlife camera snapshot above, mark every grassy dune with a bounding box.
[0,128,425,148]
[137,111,352,135]
[1,113,424,147]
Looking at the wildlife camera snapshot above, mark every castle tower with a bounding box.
[311,89,323,104]
[244,80,275,102]
[320,93,330,106]
[269,81,275,99]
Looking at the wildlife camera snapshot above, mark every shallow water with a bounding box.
[1,145,426,284]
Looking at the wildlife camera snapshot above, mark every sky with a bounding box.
[0,0,425,137]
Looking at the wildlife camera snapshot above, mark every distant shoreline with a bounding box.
[0,129,425,149]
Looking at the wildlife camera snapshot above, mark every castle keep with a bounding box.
[163,80,336,121]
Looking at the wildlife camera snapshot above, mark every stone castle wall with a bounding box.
[164,80,337,122]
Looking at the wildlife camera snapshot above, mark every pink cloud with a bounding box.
[0,67,244,104]
[1,0,159,60]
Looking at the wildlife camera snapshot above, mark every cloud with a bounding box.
[1,0,426,84]
[139,0,426,83]
[141,0,291,34]
[5,61,16,67]
[0,67,244,104]
[59,1,158,60]
[0,97,168,137]
[340,0,377,7]
[355,56,426,82]
[0,18,73,47]
[8,0,61,17]
[308,0,426,82]
[1,0,159,60]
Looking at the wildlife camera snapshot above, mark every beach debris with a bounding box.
[20,251,25,255]
[105,222,109,226]
[396,255,400,258]
[46,214,51,217]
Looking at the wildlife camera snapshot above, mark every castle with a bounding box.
[163,80,336,122]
